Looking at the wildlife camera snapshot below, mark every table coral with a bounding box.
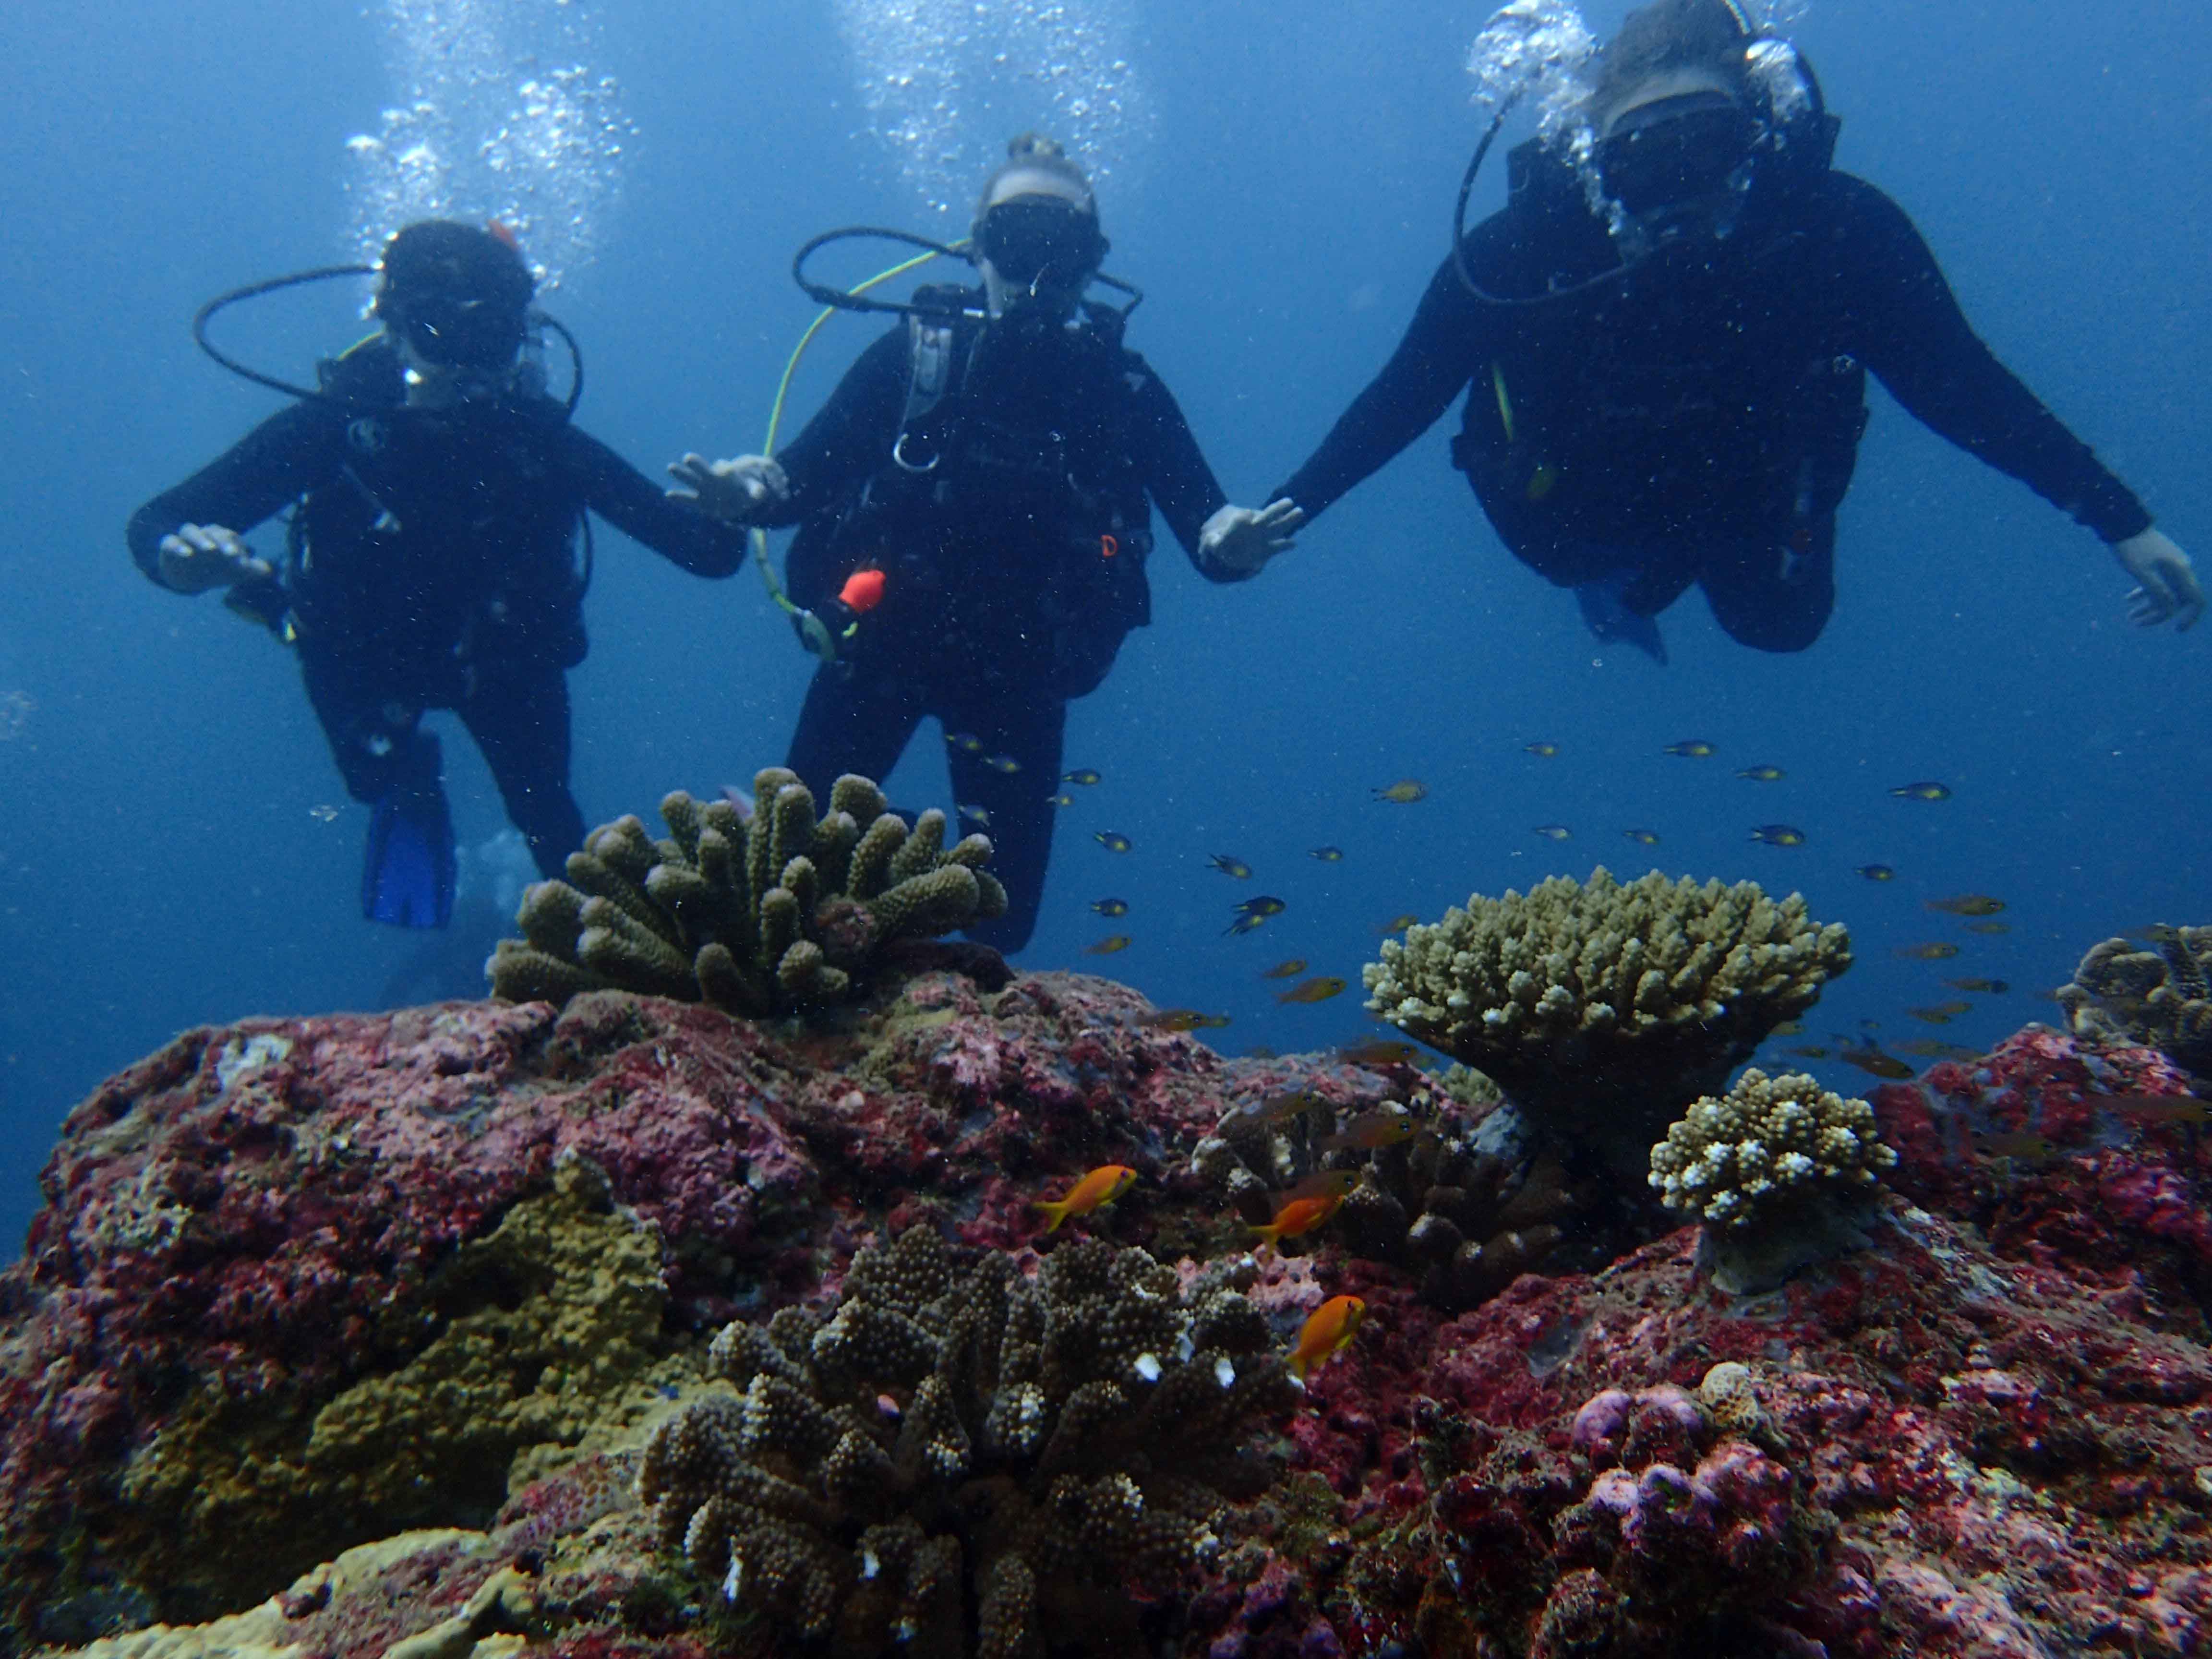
[489,770,1008,1017]
[638,1226,1298,1656]
[2055,924,2212,1079]
[1362,868,1851,1174]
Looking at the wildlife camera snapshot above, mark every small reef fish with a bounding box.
[1775,1021,1806,1035]
[944,731,984,753]
[1533,824,1573,841]
[1335,1039,1425,1068]
[983,753,1022,774]
[1262,959,1310,979]
[1524,742,1560,757]
[1964,920,2011,935]
[1785,1045,1832,1059]
[1856,864,1898,881]
[1225,1091,1327,1129]
[1376,913,1422,935]
[1972,1130,2060,1164]
[1623,829,1662,845]
[2091,1093,2211,1127]
[958,804,992,827]
[1287,1170,1360,1202]
[1062,769,1102,785]
[1209,854,1254,878]
[1373,779,1429,804]
[1046,793,1075,808]
[1321,1108,1418,1153]
[1931,1000,1973,1015]
[309,804,340,822]
[1897,1039,1977,1060]
[1905,1007,1956,1025]
[1086,936,1132,956]
[1033,1165,1137,1233]
[1750,825,1806,846]
[1090,898,1130,917]
[1250,1191,1344,1248]
[1244,1045,1279,1059]
[1225,914,1269,937]
[1233,896,1287,919]
[1737,764,1786,781]
[1663,740,1716,757]
[1310,846,1346,862]
[1896,942,1962,961]
[1945,977,2010,995]
[1094,831,1133,853]
[1834,1043,1915,1080]
[1289,1295,1366,1382]
[1142,1009,1229,1033]
[1277,976,1348,1005]
[1890,781,1953,801]
[1926,895,2005,917]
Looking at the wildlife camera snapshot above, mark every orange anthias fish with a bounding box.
[1289,1295,1367,1382]
[1250,1191,1345,1248]
[1033,1165,1138,1234]
[838,567,888,613]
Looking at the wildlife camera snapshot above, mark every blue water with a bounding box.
[1,0,2205,1257]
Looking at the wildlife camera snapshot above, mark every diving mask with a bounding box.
[388,289,530,371]
[975,198,1106,292]
[1596,92,1757,217]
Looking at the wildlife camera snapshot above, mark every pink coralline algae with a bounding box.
[0,981,2208,1659]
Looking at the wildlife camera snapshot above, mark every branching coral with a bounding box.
[1190,1086,1576,1310]
[2054,925,2212,1078]
[637,1226,1297,1658]
[489,770,1008,1017]
[1648,1068,1895,1292]
[1362,868,1851,1171]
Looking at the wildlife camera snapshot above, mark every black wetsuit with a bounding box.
[1275,150,2150,651]
[760,299,1235,950]
[128,341,745,877]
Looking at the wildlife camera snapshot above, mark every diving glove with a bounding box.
[666,453,790,526]
[157,523,274,595]
[2110,528,2203,631]
[1199,499,1307,578]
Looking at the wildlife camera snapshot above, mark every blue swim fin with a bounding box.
[362,789,457,928]
[1575,576,1669,665]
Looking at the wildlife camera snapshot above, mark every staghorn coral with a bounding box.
[1362,867,1851,1173]
[1190,1084,1577,1311]
[489,769,1008,1017]
[637,1226,1297,1658]
[1649,1068,1896,1293]
[2055,925,2212,1078]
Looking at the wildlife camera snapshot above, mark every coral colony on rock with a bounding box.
[1,796,2209,1658]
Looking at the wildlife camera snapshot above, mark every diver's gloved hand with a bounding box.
[2111,528,2204,631]
[666,453,790,526]
[1199,499,1308,578]
[157,523,273,595]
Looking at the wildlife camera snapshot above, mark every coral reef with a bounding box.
[2055,924,2212,1078]
[1362,867,1851,1172]
[1189,1075,1579,1310]
[639,1226,1297,1656]
[489,770,1008,1016]
[1648,1067,1897,1292]
[8,975,2212,1659]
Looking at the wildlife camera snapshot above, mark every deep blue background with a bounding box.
[1,1,2205,1255]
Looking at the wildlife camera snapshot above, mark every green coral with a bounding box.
[1648,1068,1895,1292]
[2054,925,2212,1078]
[1361,867,1851,1170]
[489,769,1008,1017]
[637,1226,1296,1658]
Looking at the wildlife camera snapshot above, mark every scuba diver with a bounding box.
[128,220,747,925]
[1237,0,2200,661]
[669,134,1302,951]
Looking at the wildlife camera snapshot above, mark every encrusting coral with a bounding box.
[489,769,1007,1016]
[1362,867,1851,1171]
[637,1225,1298,1657]
[1190,1083,1577,1310]
[1648,1068,1896,1292]
[2054,924,2212,1079]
